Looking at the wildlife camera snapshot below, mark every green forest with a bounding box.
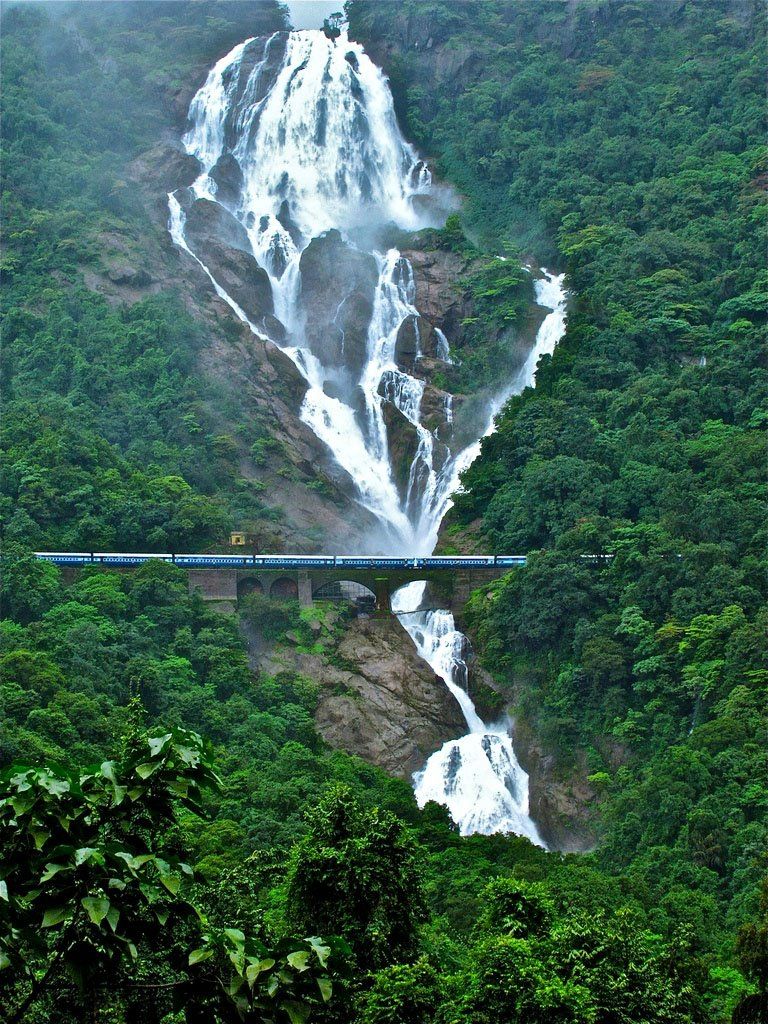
[2,1,767,1022]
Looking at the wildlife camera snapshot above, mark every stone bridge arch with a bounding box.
[269,576,299,599]
[313,579,377,611]
[237,576,264,600]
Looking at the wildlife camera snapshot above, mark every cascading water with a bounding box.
[170,29,457,550]
[392,582,544,842]
[169,26,568,840]
[391,275,566,843]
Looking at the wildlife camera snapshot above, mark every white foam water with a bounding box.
[171,29,471,552]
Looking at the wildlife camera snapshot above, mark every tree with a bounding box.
[322,13,344,43]
[284,786,426,970]
[356,959,441,1024]
[733,876,768,1023]
[0,719,342,1023]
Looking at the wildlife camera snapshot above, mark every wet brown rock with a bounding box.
[182,196,251,252]
[379,401,421,502]
[105,261,153,287]
[299,229,378,378]
[130,143,201,192]
[209,153,244,206]
[401,248,473,342]
[511,716,598,854]
[315,617,466,778]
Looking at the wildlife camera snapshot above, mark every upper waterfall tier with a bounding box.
[171,28,564,555]
[185,31,435,249]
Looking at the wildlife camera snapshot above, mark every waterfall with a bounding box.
[391,275,566,843]
[170,28,467,551]
[392,582,544,843]
[169,27,568,840]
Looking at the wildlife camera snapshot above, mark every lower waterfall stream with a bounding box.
[391,272,565,845]
[169,27,567,841]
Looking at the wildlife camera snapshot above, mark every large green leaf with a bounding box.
[245,958,275,986]
[282,999,311,1024]
[286,949,310,972]
[81,896,111,926]
[42,906,68,927]
[147,734,173,757]
[189,947,213,965]
[40,862,68,882]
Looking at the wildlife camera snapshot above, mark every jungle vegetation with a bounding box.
[1,1,766,1021]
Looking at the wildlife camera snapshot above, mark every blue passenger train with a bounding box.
[34,552,529,569]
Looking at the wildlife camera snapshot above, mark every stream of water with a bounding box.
[168,27,566,841]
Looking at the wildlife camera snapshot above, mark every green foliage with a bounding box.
[356,959,441,1024]
[0,724,217,984]
[2,1,766,1020]
[285,786,426,970]
[0,554,418,863]
[0,1,294,550]
[0,722,344,1024]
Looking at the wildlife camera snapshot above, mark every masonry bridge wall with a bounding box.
[187,566,507,613]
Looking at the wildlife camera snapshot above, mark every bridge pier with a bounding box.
[298,571,313,608]
[451,571,474,612]
[373,576,391,615]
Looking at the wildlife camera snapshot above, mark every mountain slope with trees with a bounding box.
[1,1,766,1020]
[348,0,768,982]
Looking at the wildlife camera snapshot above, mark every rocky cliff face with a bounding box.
[252,612,466,779]
[510,715,598,853]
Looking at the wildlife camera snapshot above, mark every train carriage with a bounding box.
[334,556,416,569]
[96,553,173,566]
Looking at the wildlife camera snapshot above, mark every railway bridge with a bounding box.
[35,553,528,613]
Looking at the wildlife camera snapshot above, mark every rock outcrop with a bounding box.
[299,230,378,381]
[400,248,474,343]
[511,716,599,854]
[182,195,251,252]
[255,615,466,779]
[318,617,466,777]
[209,153,243,206]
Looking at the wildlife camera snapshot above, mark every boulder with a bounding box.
[276,199,303,247]
[195,238,274,323]
[209,153,243,206]
[401,248,473,340]
[394,314,419,366]
[183,197,251,252]
[131,144,201,192]
[394,313,442,367]
[174,196,274,324]
[419,382,455,437]
[299,230,378,378]
[105,261,153,287]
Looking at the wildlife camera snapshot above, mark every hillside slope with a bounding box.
[348,0,768,938]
